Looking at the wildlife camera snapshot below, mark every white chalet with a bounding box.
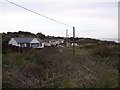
[42,39,51,47]
[49,39,64,46]
[71,43,79,47]
[8,37,44,48]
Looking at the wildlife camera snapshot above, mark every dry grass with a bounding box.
[2,44,119,88]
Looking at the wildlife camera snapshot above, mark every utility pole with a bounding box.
[73,27,75,55]
[66,29,69,47]
[66,29,68,38]
[66,29,67,46]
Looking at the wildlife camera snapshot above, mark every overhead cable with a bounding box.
[5,0,73,27]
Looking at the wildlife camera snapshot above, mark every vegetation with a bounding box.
[2,31,119,88]
[2,43,119,88]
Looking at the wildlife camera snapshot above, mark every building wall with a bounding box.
[42,43,44,48]
[30,38,40,43]
[8,38,44,48]
[8,38,18,46]
[30,38,44,48]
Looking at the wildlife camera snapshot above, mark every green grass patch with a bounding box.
[75,48,93,55]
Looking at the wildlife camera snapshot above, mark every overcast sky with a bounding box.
[0,0,119,39]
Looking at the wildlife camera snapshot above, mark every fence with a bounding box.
[6,44,42,53]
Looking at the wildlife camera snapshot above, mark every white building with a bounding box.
[71,43,79,47]
[8,37,44,48]
[42,39,51,47]
[49,39,64,46]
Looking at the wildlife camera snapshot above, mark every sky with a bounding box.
[0,0,119,40]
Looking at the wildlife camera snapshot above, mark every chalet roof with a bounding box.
[43,39,49,42]
[13,37,43,43]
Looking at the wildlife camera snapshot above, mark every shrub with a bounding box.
[83,44,98,49]
[91,45,115,57]
[23,47,59,62]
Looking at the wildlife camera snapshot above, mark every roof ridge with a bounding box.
[13,37,42,43]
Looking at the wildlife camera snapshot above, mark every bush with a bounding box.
[83,44,98,49]
[91,45,115,57]
[23,47,59,62]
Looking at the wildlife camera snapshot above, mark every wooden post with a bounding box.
[73,27,75,55]
[66,29,68,47]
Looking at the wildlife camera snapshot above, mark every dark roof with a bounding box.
[13,37,42,43]
[49,39,64,42]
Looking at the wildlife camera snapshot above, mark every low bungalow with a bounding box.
[59,39,64,44]
[8,37,44,48]
[49,39,64,46]
[43,39,51,47]
[71,43,79,47]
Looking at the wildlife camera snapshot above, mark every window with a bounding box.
[31,43,39,48]
[20,43,25,47]
[26,43,30,47]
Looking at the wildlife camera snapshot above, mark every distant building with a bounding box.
[59,39,64,44]
[49,39,64,46]
[8,37,44,48]
[71,43,79,47]
[43,39,51,47]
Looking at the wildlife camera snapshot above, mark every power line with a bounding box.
[5,0,73,27]
[5,0,76,55]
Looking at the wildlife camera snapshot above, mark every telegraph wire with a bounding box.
[5,0,73,27]
[5,0,76,55]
